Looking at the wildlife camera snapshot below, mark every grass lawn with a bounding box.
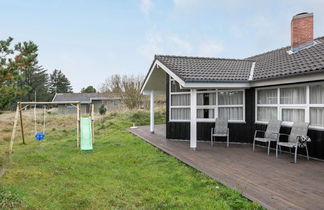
[0,109,262,209]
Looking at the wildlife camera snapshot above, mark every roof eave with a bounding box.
[184,79,250,83]
[252,68,324,83]
[140,58,186,93]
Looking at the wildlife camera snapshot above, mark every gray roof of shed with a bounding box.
[53,93,121,103]
[154,36,324,82]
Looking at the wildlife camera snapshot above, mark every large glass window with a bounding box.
[196,91,218,120]
[195,90,244,121]
[218,91,244,121]
[256,88,277,122]
[169,77,245,122]
[256,82,324,129]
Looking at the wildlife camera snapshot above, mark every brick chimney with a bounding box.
[291,12,314,51]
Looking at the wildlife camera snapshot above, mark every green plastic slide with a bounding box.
[80,117,93,151]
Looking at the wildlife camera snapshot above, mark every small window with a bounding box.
[171,94,190,106]
[170,80,189,92]
[171,108,190,120]
[257,107,277,121]
[310,107,324,127]
[282,109,305,122]
[197,109,214,119]
[310,84,324,104]
[280,87,306,104]
[219,107,243,120]
[197,93,216,105]
[218,91,243,105]
[257,89,277,104]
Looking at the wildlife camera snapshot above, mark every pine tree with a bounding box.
[49,69,73,94]
[14,41,51,102]
[19,66,50,101]
[0,37,19,109]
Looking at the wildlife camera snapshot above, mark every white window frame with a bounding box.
[169,76,246,123]
[217,89,245,123]
[255,81,324,130]
[169,77,190,122]
[196,90,217,121]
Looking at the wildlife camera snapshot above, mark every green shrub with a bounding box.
[129,110,149,126]
[99,105,107,115]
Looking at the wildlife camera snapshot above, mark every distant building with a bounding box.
[52,93,122,114]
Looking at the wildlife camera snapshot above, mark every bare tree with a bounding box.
[100,74,122,93]
[100,74,144,109]
[121,75,144,109]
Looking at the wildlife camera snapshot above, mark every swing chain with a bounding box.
[34,104,47,140]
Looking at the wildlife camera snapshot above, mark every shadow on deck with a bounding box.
[129,124,324,210]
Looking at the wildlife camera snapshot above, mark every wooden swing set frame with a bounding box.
[9,101,95,154]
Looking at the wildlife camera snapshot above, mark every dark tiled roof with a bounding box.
[247,36,324,81]
[155,55,254,82]
[154,36,324,82]
[53,93,121,103]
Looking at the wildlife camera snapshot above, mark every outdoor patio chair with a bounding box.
[276,122,309,163]
[211,118,229,147]
[253,120,281,155]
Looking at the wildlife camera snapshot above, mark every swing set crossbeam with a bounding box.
[18,101,81,105]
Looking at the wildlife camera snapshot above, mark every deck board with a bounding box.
[129,124,324,210]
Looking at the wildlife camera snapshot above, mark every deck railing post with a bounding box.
[150,90,154,133]
[190,89,197,150]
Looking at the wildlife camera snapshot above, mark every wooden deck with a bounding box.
[129,124,324,210]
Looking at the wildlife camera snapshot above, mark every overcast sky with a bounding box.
[1,0,324,92]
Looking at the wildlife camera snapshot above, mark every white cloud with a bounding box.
[169,35,192,54]
[173,0,200,9]
[140,0,153,15]
[138,27,227,59]
[137,30,163,60]
[137,29,193,60]
[172,0,257,13]
[198,42,224,57]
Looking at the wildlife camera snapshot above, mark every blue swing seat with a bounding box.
[35,132,45,141]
